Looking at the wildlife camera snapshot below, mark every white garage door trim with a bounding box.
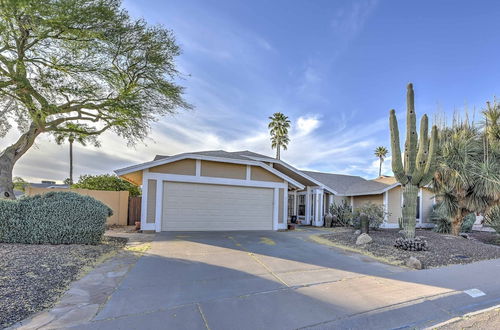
[162,182,274,231]
[141,171,288,232]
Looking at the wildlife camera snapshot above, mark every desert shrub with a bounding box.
[431,202,476,233]
[352,202,386,229]
[0,192,112,245]
[328,200,352,227]
[431,203,451,233]
[461,213,476,233]
[484,205,500,233]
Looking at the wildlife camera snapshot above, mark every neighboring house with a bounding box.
[115,150,435,232]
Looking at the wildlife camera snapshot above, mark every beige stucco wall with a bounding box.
[251,166,282,182]
[26,187,129,225]
[146,179,157,224]
[422,188,434,223]
[387,186,402,224]
[201,160,246,179]
[150,159,196,175]
[332,195,350,206]
[278,188,284,224]
[352,194,384,209]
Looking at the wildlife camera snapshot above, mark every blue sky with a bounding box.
[10,0,500,182]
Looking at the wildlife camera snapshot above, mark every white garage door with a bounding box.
[161,182,274,231]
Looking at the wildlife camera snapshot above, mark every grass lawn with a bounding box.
[321,228,500,269]
[0,237,126,329]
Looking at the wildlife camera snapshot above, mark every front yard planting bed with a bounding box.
[322,228,500,269]
[0,237,126,329]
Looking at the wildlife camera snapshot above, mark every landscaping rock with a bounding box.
[354,229,361,235]
[406,256,423,269]
[460,232,470,239]
[322,228,500,268]
[356,233,372,245]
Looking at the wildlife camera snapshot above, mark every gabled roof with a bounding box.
[115,150,305,189]
[153,150,276,162]
[301,171,399,196]
[117,149,400,196]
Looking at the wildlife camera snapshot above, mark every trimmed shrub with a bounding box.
[0,192,112,245]
[485,205,500,233]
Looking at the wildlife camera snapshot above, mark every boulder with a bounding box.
[356,233,372,245]
[460,232,469,239]
[406,256,423,270]
[354,229,361,235]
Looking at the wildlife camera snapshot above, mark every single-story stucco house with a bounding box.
[115,150,435,232]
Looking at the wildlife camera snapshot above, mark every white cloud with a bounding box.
[295,115,321,136]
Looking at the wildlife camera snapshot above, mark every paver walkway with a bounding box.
[13,228,500,329]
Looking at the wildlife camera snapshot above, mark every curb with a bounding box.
[425,303,500,329]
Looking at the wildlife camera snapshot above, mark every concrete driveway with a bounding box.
[76,229,500,330]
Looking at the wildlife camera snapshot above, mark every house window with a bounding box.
[288,195,294,216]
[298,195,305,216]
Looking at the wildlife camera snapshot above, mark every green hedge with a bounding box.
[0,192,112,245]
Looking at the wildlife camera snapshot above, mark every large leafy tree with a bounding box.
[373,146,388,177]
[268,112,291,160]
[432,103,500,236]
[0,0,190,199]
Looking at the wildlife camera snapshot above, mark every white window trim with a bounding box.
[273,188,279,230]
[246,165,251,180]
[281,187,288,230]
[195,160,201,176]
[155,180,163,232]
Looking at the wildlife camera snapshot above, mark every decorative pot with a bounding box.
[135,221,141,230]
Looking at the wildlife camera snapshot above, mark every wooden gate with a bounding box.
[128,196,142,225]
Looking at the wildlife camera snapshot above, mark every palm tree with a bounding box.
[374,146,388,177]
[268,112,291,160]
[55,126,99,185]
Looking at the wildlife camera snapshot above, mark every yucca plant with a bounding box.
[432,105,500,236]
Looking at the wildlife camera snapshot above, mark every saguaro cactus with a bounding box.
[389,83,438,239]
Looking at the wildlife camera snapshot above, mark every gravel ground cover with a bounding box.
[469,231,500,246]
[0,237,126,329]
[322,228,500,269]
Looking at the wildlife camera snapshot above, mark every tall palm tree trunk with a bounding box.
[378,157,383,177]
[276,145,281,160]
[69,138,74,185]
